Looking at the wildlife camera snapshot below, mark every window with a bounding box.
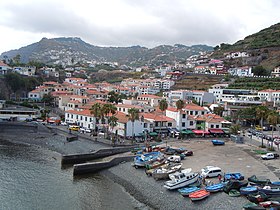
[195,111,198,115]
[190,111,193,115]
[211,125,214,128]
[190,121,193,126]
[144,123,147,128]
[168,122,172,127]
[85,117,87,121]
[182,122,185,127]
[201,111,204,115]
[182,114,186,119]
[216,125,219,128]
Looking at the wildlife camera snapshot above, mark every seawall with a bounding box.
[73,156,134,175]
[61,146,135,165]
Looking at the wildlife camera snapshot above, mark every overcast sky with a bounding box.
[0,0,279,53]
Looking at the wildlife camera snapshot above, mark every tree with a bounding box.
[128,108,139,144]
[108,91,124,104]
[102,104,117,138]
[176,99,185,110]
[42,93,55,106]
[252,66,269,76]
[108,116,118,145]
[90,103,103,134]
[230,124,241,135]
[159,99,168,139]
[256,106,269,129]
[213,106,224,117]
[13,54,21,65]
[266,110,279,150]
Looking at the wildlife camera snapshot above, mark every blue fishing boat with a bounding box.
[270,181,280,186]
[224,172,245,181]
[178,186,200,197]
[133,151,163,168]
[211,140,225,146]
[258,186,280,197]
[240,186,258,195]
[205,183,224,192]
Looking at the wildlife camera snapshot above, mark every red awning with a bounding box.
[209,129,224,134]
[192,130,210,135]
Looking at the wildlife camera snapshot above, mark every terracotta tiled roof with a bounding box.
[138,94,162,99]
[66,109,93,116]
[141,113,174,122]
[184,103,206,111]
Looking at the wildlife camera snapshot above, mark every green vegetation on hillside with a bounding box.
[228,77,280,90]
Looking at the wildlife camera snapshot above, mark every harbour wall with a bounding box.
[61,146,135,165]
[73,156,134,175]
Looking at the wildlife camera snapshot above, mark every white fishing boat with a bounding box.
[152,163,182,180]
[164,170,199,190]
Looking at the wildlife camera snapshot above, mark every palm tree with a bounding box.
[90,103,102,134]
[108,116,118,145]
[128,108,139,144]
[229,124,241,135]
[256,106,269,129]
[267,110,279,149]
[176,99,185,110]
[102,104,117,138]
[159,99,168,140]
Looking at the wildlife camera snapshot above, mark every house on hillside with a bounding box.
[271,66,280,77]
[0,61,11,75]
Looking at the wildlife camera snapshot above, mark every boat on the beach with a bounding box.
[133,151,163,168]
[258,186,280,197]
[223,180,248,194]
[224,172,244,181]
[228,189,241,197]
[248,175,271,186]
[243,202,265,210]
[205,183,224,192]
[247,191,270,203]
[240,186,258,195]
[259,200,280,208]
[152,163,182,180]
[178,186,200,197]
[211,139,225,146]
[145,158,166,170]
[164,170,199,190]
[189,189,210,201]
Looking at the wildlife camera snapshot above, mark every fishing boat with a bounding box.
[224,172,244,181]
[189,189,210,201]
[223,180,248,194]
[248,175,271,185]
[228,189,241,197]
[152,163,182,180]
[164,171,199,190]
[258,186,280,197]
[240,186,258,195]
[169,168,192,179]
[243,202,265,210]
[205,183,224,192]
[178,186,200,197]
[259,200,280,208]
[133,151,163,168]
[145,158,166,170]
[247,191,270,203]
[211,139,225,146]
[270,181,280,186]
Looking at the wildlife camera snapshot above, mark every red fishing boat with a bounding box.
[189,189,210,201]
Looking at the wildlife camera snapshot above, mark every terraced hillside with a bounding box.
[172,74,224,90]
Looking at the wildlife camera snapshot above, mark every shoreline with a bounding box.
[1,124,279,210]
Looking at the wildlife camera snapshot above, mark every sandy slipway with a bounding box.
[1,124,279,210]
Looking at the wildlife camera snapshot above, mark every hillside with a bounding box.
[172,74,224,90]
[0,37,213,67]
[213,23,280,70]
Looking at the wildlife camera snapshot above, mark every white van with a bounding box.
[201,166,222,178]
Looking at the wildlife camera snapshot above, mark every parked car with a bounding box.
[60,121,67,126]
[261,153,279,160]
[69,125,80,131]
[201,166,222,178]
[167,155,181,163]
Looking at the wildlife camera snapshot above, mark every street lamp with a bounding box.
[250,124,253,141]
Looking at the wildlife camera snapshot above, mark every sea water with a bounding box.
[0,139,145,210]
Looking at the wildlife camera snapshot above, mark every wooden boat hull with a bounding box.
[189,189,210,201]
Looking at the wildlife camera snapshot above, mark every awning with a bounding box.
[149,132,158,136]
[209,129,224,134]
[181,130,194,134]
[192,130,210,135]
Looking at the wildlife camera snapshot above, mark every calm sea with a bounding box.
[0,139,145,210]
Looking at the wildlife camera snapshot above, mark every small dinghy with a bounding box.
[247,191,270,203]
[240,186,258,195]
[211,139,225,146]
[243,202,266,210]
[258,186,280,197]
[248,175,271,186]
[189,189,210,201]
[205,183,224,192]
[259,200,280,208]
[178,187,200,197]
[228,189,240,197]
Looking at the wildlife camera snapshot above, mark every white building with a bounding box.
[271,66,280,78]
[13,66,36,76]
[228,66,253,77]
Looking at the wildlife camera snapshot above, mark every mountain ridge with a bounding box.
[0,37,213,67]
